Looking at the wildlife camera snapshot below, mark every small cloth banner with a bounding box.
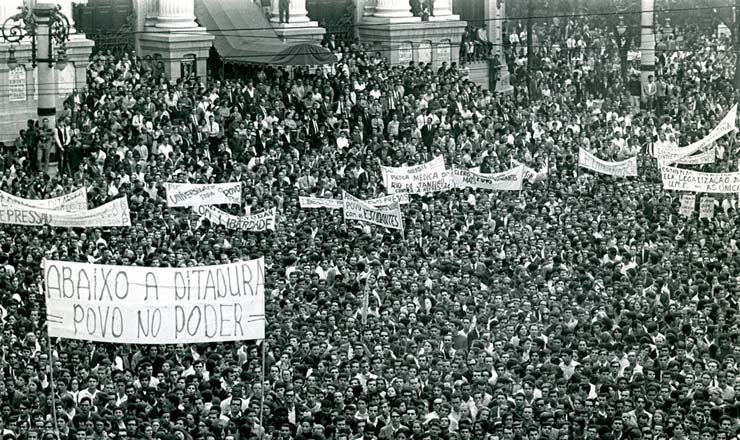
[700,196,715,219]
[656,104,737,162]
[452,165,525,191]
[679,194,695,217]
[511,158,549,183]
[44,257,265,344]
[0,187,88,212]
[381,156,447,193]
[660,166,740,193]
[670,147,717,166]
[578,148,638,177]
[197,206,276,231]
[343,191,404,230]
[299,197,344,209]
[165,182,242,207]
[0,196,130,227]
[366,193,410,207]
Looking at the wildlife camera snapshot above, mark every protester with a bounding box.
[0,17,737,440]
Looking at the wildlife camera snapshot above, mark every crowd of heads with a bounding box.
[0,14,738,440]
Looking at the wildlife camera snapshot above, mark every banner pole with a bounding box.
[259,340,266,439]
[47,335,61,440]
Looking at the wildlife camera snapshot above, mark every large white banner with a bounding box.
[452,165,525,191]
[578,148,638,177]
[0,188,88,212]
[656,104,737,162]
[381,156,446,192]
[672,147,717,166]
[0,197,130,228]
[366,193,410,207]
[343,191,404,230]
[165,182,242,207]
[660,165,740,193]
[299,197,344,209]
[197,206,276,232]
[44,258,265,344]
[385,169,456,194]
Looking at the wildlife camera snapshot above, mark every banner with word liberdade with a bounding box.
[343,191,404,230]
[44,258,265,344]
[0,196,130,227]
[578,148,638,177]
[655,104,737,163]
[198,206,276,232]
[0,187,88,212]
[660,165,740,193]
[299,197,345,209]
[165,182,242,207]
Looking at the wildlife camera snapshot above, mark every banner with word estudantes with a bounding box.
[655,104,737,163]
[578,149,638,177]
[0,187,88,212]
[453,165,525,191]
[343,191,404,230]
[299,197,344,209]
[44,258,265,344]
[198,206,276,232]
[0,196,130,227]
[165,182,242,207]
[660,166,740,193]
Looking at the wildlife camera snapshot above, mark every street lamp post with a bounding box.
[2,3,70,130]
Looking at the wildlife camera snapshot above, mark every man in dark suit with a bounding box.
[421,116,436,147]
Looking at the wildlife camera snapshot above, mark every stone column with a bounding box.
[429,0,459,20]
[0,0,24,27]
[56,0,77,35]
[270,0,324,42]
[485,0,512,94]
[144,0,159,30]
[640,0,655,87]
[271,0,311,24]
[373,0,418,22]
[155,0,197,29]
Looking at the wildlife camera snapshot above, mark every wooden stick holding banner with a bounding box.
[259,339,266,439]
[48,334,61,440]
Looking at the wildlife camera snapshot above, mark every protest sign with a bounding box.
[578,148,638,177]
[366,193,410,207]
[671,147,717,166]
[343,191,404,230]
[44,258,265,344]
[165,182,242,207]
[385,169,456,194]
[381,156,446,192]
[510,158,549,183]
[660,166,740,193]
[197,206,276,232]
[0,187,88,212]
[0,196,130,228]
[655,104,737,162]
[298,197,344,209]
[700,196,715,219]
[452,165,525,191]
[679,194,695,217]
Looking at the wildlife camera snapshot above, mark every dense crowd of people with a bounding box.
[0,12,739,440]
